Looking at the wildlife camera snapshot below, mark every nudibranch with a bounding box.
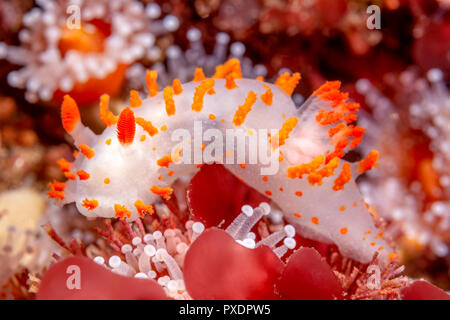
[49,58,393,264]
[0,0,179,105]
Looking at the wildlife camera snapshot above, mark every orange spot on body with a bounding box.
[104,178,110,184]
[339,205,346,211]
[262,176,268,182]
[239,163,246,169]
[340,227,348,235]
[117,107,136,145]
[293,213,302,218]
[311,217,319,225]
[61,95,80,133]
[209,114,216,120]
[295,191,303,197]
[265,190,272,196]
[140,135,146,141]
[105,139,111,145]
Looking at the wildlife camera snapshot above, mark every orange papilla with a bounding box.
[145,70,159,97]
[193,68,206,82]
[312,81,341,97]
[192,79,215,112]
[48,181,66,191]
[134,200,154,217]
[136,117,158,136]
[157,155,172,168]
[232,91,257,126]
[99,94,118,127]
[274,72,301,95]
[64,172,76,180]
[117,107,136,145]
[172,79,183,95]
[82,198,99,210]
[163,86,176,116]
[61,95,80,133]
[260,87,273,105]
[76,170,90,180]
[333,162,352,191]
[358,149,379,174]
[47,181,66,200]
[56,158,72,172]
[114,204,131,219]
[277,117,298,147]
[225,75,238,89]
[58,25,105,57]
[129,90,142,108]
[150,185,173,200]
[287,155,325,179]
[78,144,95,159]
[213,58,242,79]
[306,157,340,186]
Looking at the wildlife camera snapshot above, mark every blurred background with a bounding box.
[0,0,448,298]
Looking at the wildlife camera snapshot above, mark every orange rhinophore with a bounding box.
[145,70,159,97]
[193,68,206,82]
[232,91,257,126]
[150,185,173,200]
[358,150,379,174]
[61,95,80,133]
[260,86,273,105]
[117,107,136,145]
[76,170,90,180]
[114,204,131,219]
[213,58,242,79]
[82,198,98,210]
[333,162,352,191]
[78,144,95,159]
[134,200,154,217]
[172,79,183,95]
[99,94,118,127]
[136,117,158,136]
[129,90,143,108]
[192,79,215,112]
[163,86,176,116]
[275,72,301,96]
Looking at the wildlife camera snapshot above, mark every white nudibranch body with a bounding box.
[49,59,393,265]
